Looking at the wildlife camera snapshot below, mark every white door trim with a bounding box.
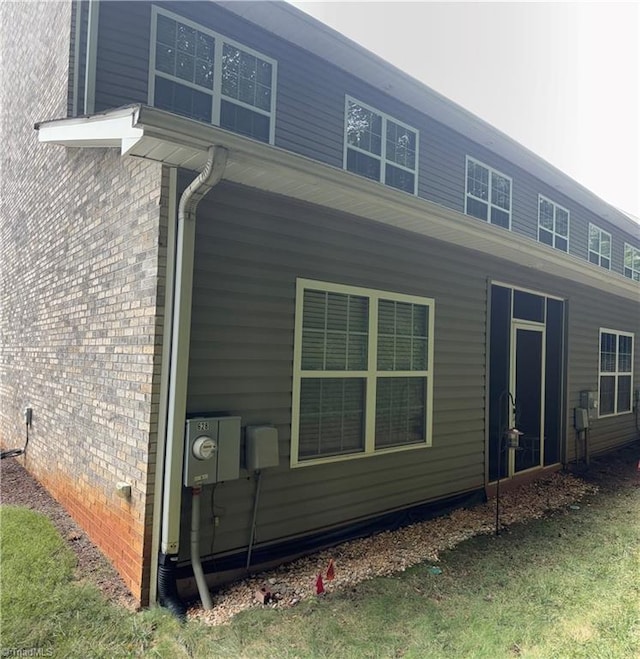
[510,321,546,476]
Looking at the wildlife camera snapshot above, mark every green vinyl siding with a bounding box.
[177,181,638,563]
[92,2,639,276]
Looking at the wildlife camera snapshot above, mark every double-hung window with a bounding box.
[538,195,569,252]
[150,7,277,143]
[292,279,434,467]
[588,223,611,270]
[465,157,512,229]
[344,97,418,195]
[599,329,634,416]
[624,244,640,281]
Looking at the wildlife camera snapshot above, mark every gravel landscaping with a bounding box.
[2,441,638,627]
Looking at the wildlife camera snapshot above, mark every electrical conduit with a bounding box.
[191,487,213,609]
[246,469,263,569]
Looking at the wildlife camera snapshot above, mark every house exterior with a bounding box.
[1,0,638,608]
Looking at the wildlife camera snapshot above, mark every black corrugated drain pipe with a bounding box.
[157,553,186,620]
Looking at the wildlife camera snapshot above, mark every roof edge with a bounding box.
[219,1,638,235]
[34,105,639,303]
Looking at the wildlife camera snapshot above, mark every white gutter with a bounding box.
[84,0,99,115]
[161,146,228,555]
[36,106,640,304]
[221,1,636,235]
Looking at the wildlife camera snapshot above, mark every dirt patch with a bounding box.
[2,440,638,624]
[570,442,640,493]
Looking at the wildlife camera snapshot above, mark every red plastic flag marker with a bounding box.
[637,459,640,471]
[326,559,335,581]
[315,573,325,595]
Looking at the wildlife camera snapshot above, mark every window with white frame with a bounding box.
[538,195,569,252]
[599,329,634,416]
[588,223,611,270]
[465,157,512,229]
[150,7,277,143]
[291,279,434,466]
[344,97,418,195]
[624,243,640,281]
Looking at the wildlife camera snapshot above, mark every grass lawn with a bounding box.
[1,475,639,658]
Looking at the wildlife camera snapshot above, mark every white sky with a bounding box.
[290,1,640,220]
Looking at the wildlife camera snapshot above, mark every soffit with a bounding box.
[35,105,640,303]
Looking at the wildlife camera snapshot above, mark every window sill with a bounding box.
[291,440,430,469]
[597,410,633,419]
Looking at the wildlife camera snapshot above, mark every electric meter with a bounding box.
[183,416,241,486]
[192,435,217,460]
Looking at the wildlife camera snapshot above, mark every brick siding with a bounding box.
[0,1,165,605]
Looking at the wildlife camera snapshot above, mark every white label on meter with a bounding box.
[192,435,217,460]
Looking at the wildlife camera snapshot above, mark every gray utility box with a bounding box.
[579,391,598,419]
[245,425,280,470]
[184,416,241,487]
[574,407,589,431]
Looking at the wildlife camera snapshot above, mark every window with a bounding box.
[465,157,512,229]
[344,97,418,194]
[624,244,640,281]
[538,195,569,252]
[150,7,276,143]
[599,329,634,416]
[588,224,611,270]
[292,279,434,466]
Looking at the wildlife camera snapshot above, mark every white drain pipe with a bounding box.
[157,146,228,614]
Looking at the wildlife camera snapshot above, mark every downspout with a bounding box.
[84,0,99,115]
[72,0,82,116]
[157,146,228,618]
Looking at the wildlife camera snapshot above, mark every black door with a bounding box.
[512,325,544,473]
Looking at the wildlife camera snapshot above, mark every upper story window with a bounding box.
[465,157,512,229]
[344,97,418,195]
[624,244,640,281]
[291,279,434,467]
[599,329,634,416]
[538,195,569,252]
[588,223,611,270]
[149,7,277,143]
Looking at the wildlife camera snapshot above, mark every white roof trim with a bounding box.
[37,107,144,153]
[36,105,639,303]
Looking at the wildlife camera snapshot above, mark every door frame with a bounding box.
[509,320,546,477]
[486,281,567,486]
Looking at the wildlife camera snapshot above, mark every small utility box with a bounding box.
[574,407,589,431]
[579,391,598,419]
[184,416,241,486]
[245,425,279,470]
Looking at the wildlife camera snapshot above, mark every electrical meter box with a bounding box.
[245,425,280,470]
[579,391,598,419]
[574,407,589,431]
[184,416,241,487]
